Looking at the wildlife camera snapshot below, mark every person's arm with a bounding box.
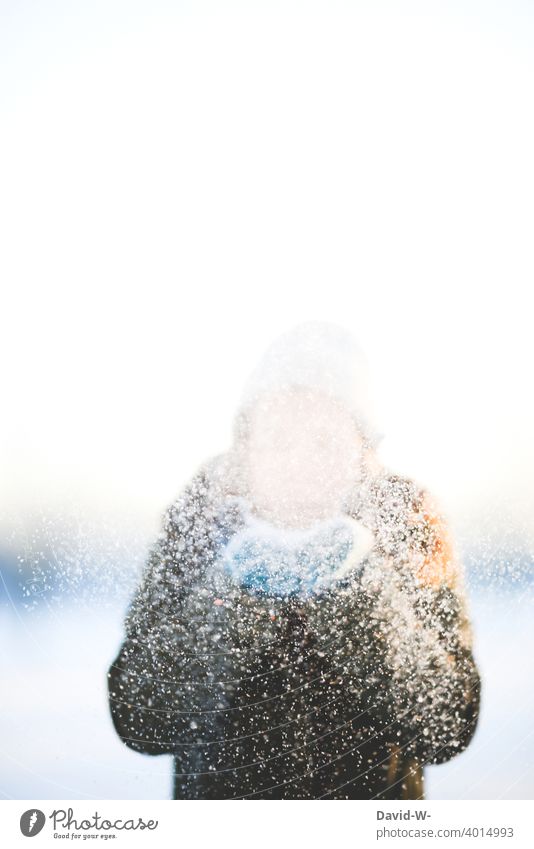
[360,477,481,767]
[107,467,213,755]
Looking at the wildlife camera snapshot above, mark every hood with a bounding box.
[206,321,384,504]
[235,320,383,448]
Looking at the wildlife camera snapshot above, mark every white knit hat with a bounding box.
[236,320,383,447]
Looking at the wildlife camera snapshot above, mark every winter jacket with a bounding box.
[107,454,481,800]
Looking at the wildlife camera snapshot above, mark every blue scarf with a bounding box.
[215,498,374,599]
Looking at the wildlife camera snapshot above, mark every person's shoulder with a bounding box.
[368,469,465,589]
[162,452,232,531]
[369,471,451,541]
[355,467,426,522]
[355,467,450,560]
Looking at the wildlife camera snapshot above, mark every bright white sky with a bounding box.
[1,0,533,545]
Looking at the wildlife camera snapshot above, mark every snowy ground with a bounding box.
[0,586,532,800]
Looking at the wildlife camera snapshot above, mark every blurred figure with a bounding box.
[108,321,481,799]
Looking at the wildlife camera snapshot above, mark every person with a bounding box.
[107,321,481,799]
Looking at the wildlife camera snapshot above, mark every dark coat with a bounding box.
[107,457,481,799]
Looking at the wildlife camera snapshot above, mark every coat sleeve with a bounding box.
[359,476,481,767]
[106,468,213,755]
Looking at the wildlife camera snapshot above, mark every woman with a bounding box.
[107,321,481,799]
